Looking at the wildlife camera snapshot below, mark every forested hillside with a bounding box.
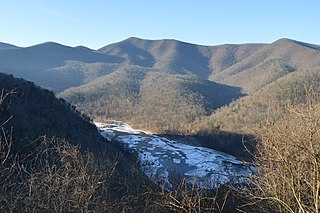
[60,69,243,133]
[1,38,320,134]
[0,73,150,211]
[198,68,320,133]
[0,73,102,150]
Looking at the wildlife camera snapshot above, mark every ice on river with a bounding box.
[95,121,252,189]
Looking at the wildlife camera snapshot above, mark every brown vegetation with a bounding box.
[60,71,242,134]
[1,75,238,212]
[2,36,320,211]
[211,39,320,94]
[238,93,320,212]
[154,179,232,213]
[202,69,320,133]
[0,133,155,212]
[0,133,238,212]
[0,74,149,212]
[2,38,320,136]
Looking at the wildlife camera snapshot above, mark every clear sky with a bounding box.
[1,0,319,49]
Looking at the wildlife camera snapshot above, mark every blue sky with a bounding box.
[1,0,319,49]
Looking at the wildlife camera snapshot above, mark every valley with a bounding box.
[1,36,320,212]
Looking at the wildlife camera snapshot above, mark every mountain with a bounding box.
[210,39,320,93]
[0,42,19,49]
[0,42,122,92]
[1,38,318,95]
[62,38,320,133]
[59,68,243,133]
[0,72,111,152]
[0,72,155,212]
[198,68,320,133]
[98,37,264,79]
[1,37,320,134]
[196,39,320,133]
[98,37,211,78]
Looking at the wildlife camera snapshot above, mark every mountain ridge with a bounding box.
[210,38,320,93]
[98,37,266,79]
[1,37,320,133]
[0,42,19,49]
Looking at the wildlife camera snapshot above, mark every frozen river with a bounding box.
[95,121,253,189]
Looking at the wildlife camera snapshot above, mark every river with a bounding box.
[95,121,253,189]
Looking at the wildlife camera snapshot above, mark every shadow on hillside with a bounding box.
[158,131,257,160]
[187,80,245,111]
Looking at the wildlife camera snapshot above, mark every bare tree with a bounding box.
[240,94,320,212]
[150,178,230,213]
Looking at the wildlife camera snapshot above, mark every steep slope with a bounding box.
[208,43,265,75]
[132,72,243,133]
[210,39,320,93]
[59,65,149,120]
[0,72,154,212]
[0,72,109,151]
[199,68,320,133]
[0,71,150,184]
[59,69,243,134]
[0,42,122,92]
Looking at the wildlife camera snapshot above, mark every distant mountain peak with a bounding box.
[125,36,144,41]
[29,41,71,49]
[74,45,93,51]
[0,42,19,50]
[121,37,168,45]
[276,38,295,42]
[272,38,297,45]
[272,38,320,51]
[121,37,191,45]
